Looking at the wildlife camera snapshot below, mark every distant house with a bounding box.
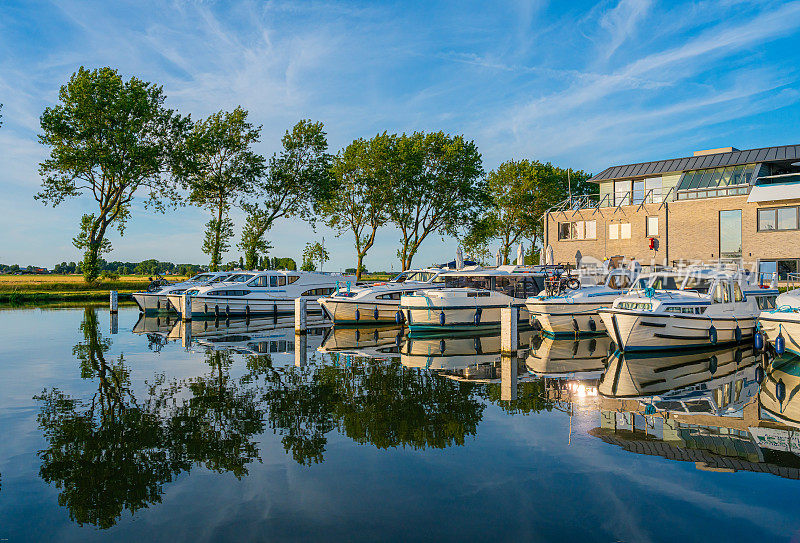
[545,144,800,279]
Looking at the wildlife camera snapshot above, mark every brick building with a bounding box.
[545,145,800,279]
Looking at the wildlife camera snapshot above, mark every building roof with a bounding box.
[590,144,800,183]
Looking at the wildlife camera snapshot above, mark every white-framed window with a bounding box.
[646,216,659,237]
[609,224,619,240]
[558,220,596,240]
[621,223,631,239]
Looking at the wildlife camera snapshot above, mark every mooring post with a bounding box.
[110,313,118,335]
[109,290,118,314]
[500,354,518,401]
[500,306,519,355]
[295,333,307,367]
[182,320,192,350]
[295,298,307,335]
[181,292,192,321]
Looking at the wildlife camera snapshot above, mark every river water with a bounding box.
[0,306,799,541]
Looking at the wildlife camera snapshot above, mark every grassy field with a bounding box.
[0,274,175,304]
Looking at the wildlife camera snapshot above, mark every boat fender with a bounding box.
[374,307,379,320]
[439,338,446,353]
[355,329,360,342]
[755,365,765,384]
[708,355,718,375]
[474,307,482,325]
[156,317,160,326]
[395,311,404,324]
[225,305,230,316]
[439,312,446,326]
[203,321,208,331]
[572,318,579,332]
[708,325,717,345]
[373,329,379,342]
[777,378,787,404]
[734,326,742,343]
[245,305,250,318]
[754,330,764,350]
[776,333,786,355]
[588,318,597,332]
[588,338,597,354]
[157,299,160,309]
[204,303,208,314]
[214,305,220,318]
[355,309,360,322]
[395,333,402,347]
[735,348,742,365]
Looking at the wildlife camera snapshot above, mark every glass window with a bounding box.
[609,224,619,240]
[697,169,715,188]
[712,283,725,303]
[632,180,645,204]
[614,180,631,206]
[778,260,798,280]
[682,277,712,293]
[287,275,299,284]
[708,168,724,188]
[719,210,742,259]
[722,283,732,303]
[718,166,733,187]
[758,209,777,231]
[585,220,596,239]
[558,222,571,240]
[778,207,798,230]
[269,275,278,287]
[646,216,659,236]
[733,283,744,302]
[645,177,662,203]
[575,221,585,240]
[677,172,694,191]
[278,276,286,286]
[620,223,631,239]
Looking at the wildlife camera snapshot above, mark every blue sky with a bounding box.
[2,0,800,271]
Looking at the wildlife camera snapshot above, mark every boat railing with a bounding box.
[787,273,800,292]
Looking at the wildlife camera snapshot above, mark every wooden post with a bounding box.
[500,306,518,354]
[109,290,118,313]
[295,298,307,335]
[181,292,192,321]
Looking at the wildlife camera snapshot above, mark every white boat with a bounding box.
[132,271,233,313]
[400,329,536,371]
[399,265,546,333]
[167,269,357,319]
[317,325,405,359]
[317,267,450,325]
[525,269,636,336]
[759,355,800,427]
[599,268,775,352]
[758,281,800,356]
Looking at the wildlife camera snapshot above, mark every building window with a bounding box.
[779,260,798,280]
[558,220,596,240]
[645,177,662,203]
[646,216,659,237]
[632,179,645,204]
[676,164,755,200]
[614,180,631,206]
[620,223,631,239]
[758,206,800,231]
[778,207,798,230]
[719,210,742,259]
[759,209,777,231]
[609,224,618,240]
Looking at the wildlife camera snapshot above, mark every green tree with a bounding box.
[184,107,266,271]
[239,213,273,269]
[35,67,191,283]
[321,137,389,281]
[239,120,335,263]
[383,131,486,270]
[302,241,329,272]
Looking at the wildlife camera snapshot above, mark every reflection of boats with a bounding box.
[168,270,356,318]
[526,335,613,380]
[132,313,179,336]
[399,266,546,332]
[600,345,758,417]
[525,269,635,336]
[400,329,536,372]
[318,268,448,324]
[758,354,800,428]
[170,315,329,355]
[317,325,405,359]
[599,269,773,351]
[132,271,233,313]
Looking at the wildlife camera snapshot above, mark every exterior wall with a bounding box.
[545,195,800,266]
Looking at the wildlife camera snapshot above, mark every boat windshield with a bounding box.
[391,272,411,283]
[189,273,215,282]
[606,273,632,290]
[633,274,679,291]
[681,276,713,293]
[444,275,543,298]
[404,271,443,283]
[209,275,231,283]
[226,273,255,283]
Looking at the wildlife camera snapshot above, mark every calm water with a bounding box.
[1,306,799,542]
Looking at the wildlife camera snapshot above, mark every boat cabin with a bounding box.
[439,266,546,299]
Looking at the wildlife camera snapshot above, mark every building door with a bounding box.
[719,210,742,260]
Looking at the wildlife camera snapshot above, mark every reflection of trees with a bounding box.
[481,380,554,415]
[35,309,265,529]
[256,357,485,463]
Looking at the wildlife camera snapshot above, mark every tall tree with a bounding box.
[320,137,389,280]
[383,131,486,270]
[239,120,335,264]
[35,67,191,283]
[185,107,266,271]
[301,241,329,272]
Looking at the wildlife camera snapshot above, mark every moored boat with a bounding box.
[399,265,546,333]
[132,271,233,314]
[758,285,800,356]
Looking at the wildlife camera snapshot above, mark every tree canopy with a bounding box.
[35,66,192,283]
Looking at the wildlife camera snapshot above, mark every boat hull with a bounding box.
[759,311,800,356]
[599,309,755,351]
[167,294,323,318]
[402,304,530,333]
[526,301,611,336]
[318,298,402,324]
[132,292,175,314]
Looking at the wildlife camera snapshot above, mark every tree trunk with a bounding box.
[355,253,364,281]
[211,203,224,271]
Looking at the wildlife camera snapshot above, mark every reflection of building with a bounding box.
[545,145,800,277]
